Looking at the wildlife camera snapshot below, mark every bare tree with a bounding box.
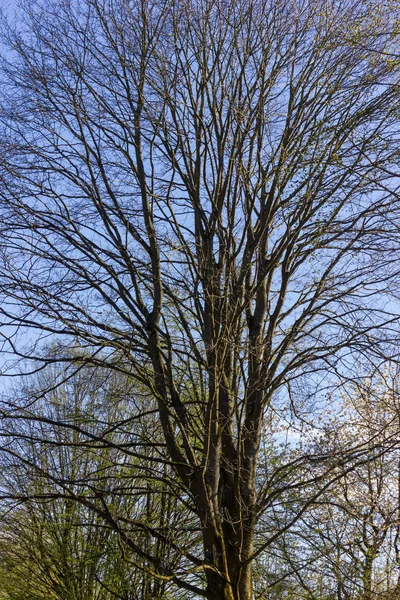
[0,0,400,598]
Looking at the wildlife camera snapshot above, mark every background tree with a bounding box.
[255,370,400,600]
[1,0,400,598]
[0,361,191,600]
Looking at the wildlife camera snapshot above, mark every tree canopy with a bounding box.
[0,0,400,598]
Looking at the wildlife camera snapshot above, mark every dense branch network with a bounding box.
[0,0,400,598]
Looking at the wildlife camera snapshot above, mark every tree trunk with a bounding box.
[204,560,253,600]
[202,523,254,600]
[362,549,376,600]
